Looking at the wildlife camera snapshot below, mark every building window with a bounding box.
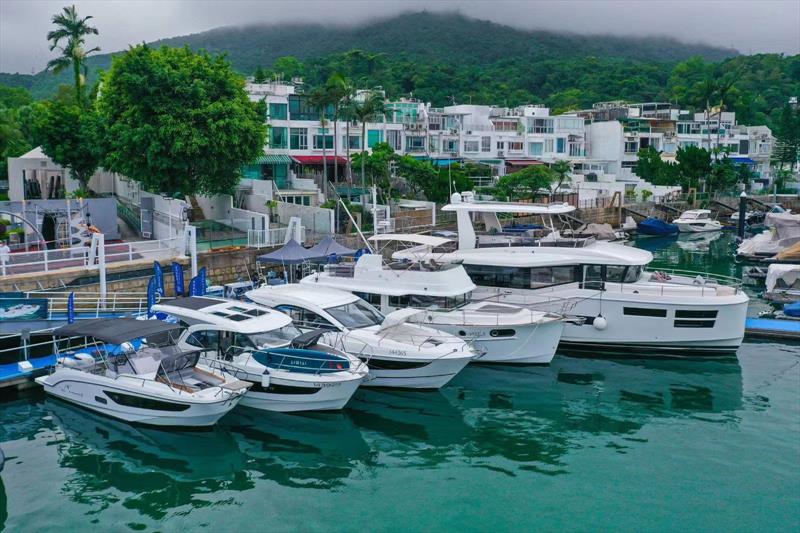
[624,141,639,153]
[288,95,329,121]
[406,136,425,152]
[444,139,458,152]
[313,129,333,150]
[529,118,554,134]
[481,136,491,152]
[529,142,543,156]
[739,140,750,154]
[290,128,308,150]
[496,141,505,150]
[367,130,384,148]
[545,139,554,153]
[429,136,439,152]
[569,143,583,157]
[556,138,566,153]
[268,103,288,120]
[508,141,523,152]
[464,140,480,152]
[387,130,401,150]
[342,135,360,150]
[269,127,288,149]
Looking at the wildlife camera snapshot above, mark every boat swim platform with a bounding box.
[745,317,800,341]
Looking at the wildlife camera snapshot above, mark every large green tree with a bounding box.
[31,99,103,192]
[45,5,100,106]
[97,45,266,196]
[676,145,711,190]
[495,165,558,201]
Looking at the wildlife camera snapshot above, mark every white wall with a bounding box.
[7,148,115,202]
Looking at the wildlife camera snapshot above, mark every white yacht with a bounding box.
[35,318,249,427]
[392,195,749,356]
[246,285,474,389]
[300,253,564,364]
[672,209,723,232]
[153,297,367,412]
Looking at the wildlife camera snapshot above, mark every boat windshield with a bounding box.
[241,324,303,349]
[326,299,385,329]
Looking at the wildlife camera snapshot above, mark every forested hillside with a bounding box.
[2,12,798,128]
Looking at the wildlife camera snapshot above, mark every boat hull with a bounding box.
[358,355,472,389]
[35,373,243,427]
[675,222,722,233]
[201,358,365,413]
[475,286,748,357]
[428,321,564,364]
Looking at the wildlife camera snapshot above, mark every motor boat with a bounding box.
[35,317,250,427]
[301,252,565,364]
[763,264,800,303]
[391,193,749,356]
[737,212,800,261]
[637,217,679,236]
[153,297,367,412]
[246,285,474,389]
[672,209,723,233]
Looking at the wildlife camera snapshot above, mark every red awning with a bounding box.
[505,159,545,166]
[292,155,349,165]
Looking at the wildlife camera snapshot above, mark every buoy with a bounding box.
[593,316,608,330]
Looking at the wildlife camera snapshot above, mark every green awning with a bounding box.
[252,154,293,165]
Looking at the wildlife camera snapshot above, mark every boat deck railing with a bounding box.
[24,290,159,319]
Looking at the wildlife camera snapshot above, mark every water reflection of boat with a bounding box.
[46,399,245,482]
[630,234,678,253]
[346,389,472,449]
[222,407,372,489]
[438,357,743,473]
[676,232,723,252]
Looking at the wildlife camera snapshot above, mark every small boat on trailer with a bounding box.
[153,297,368,412]
[35,318,250,428]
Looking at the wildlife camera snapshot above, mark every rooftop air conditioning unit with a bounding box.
[498,150,505,157]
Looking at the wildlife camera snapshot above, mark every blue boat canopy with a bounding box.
[305,236,357,259]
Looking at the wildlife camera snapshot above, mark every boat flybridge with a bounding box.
[152,297,368,412]
[391,193,749,356]
[672,209,723,233]
[35,318,250,427]
[246,285,475,389]
[300,253,565,364]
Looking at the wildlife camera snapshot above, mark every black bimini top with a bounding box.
[54,317,182,344]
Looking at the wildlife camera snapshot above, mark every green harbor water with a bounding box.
[0,233,798,532]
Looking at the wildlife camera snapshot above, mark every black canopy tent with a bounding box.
[256,238,318,265]
[54,317,182,344]
[305,236,357,261]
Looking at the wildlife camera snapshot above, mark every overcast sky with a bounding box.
[1,0,798,74]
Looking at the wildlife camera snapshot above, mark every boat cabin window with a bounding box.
[274,305,337,330]
[388,293,470,310]
[464,264,581,290]
[185,330,220,351]
[582,265,643,286]
[353,291,382,306]
[326,299,385,329]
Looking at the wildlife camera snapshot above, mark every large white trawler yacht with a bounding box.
[35,318,250,427]
[392,193,749,356]
[299,253,564,364]
[152,297,368,412]
[246,285,475,388]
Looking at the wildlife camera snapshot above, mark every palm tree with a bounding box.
[549,160,572,199]
[307,87,333,184]
[325,73,352,184]
[46,5,100,106]
[350,90,386,189]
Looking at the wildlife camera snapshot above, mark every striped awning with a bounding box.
[252,154,294,165]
